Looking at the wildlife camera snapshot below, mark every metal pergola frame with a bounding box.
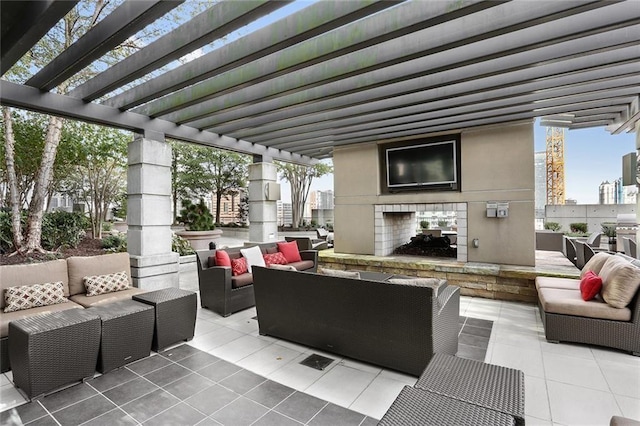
[1,0,638,163]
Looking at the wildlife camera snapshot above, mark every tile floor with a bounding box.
[1,295,639,425]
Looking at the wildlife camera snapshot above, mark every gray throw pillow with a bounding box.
[387,278,445,296]
[318,268,361,279]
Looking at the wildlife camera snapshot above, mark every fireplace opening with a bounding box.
[393,210,458,258]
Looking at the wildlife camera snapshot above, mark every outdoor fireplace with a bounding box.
[374,203,467,262]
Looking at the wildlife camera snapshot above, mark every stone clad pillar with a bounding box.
[127,130,179,289]
[248,155,279,243]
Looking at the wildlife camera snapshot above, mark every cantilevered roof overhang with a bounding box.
[1,0,639,163]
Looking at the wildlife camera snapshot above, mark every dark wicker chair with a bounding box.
[196,243,318,317]
[563,236,578,266]
[252,266,460,376]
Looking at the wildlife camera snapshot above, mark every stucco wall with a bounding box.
[333,121,536,266]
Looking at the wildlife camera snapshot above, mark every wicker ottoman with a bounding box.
[378,386,516,426]
[133,288,197,351]
[9,310,101,400]
[87,299,155,373]
[415,353,525,426]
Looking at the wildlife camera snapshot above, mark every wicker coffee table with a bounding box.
[415,353,525,425]
[379,386,516,426]
[9,309,101,400]
[87,299,154,373]
[133,288,197,351]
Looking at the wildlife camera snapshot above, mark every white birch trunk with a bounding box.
[2,107,24,253]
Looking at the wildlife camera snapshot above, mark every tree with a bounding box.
[171,141,250,225]
[59,122,128,240]
[277,162,333,228]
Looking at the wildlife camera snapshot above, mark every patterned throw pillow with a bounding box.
[231,257,248,276]
[263,252,288,267]
[4,282,68,313]
[84,271,130,296]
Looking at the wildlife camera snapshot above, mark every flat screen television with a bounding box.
[381,137,460,192]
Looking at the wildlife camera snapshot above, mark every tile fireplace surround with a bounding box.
[374,203,467,262]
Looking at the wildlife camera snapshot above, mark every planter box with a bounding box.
[176,230,223,251]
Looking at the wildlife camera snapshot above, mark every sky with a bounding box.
[278,120,637,205]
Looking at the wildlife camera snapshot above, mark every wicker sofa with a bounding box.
[0,252,146,372]
[252,266,460,376]
[196,241,318,317]
[536,252,640,355]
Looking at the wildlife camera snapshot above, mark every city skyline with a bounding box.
[279,119,637,205]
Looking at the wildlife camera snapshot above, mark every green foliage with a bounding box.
[178,199,216,231]
[0,210,87,252]
[569,223,588,234]
[544,222,562,231]
[41,211,88,250]
[277,161,333,228]
[601,223,617,238]
[437,220,448,228]
[102,222,113,232]
[420,220,429,229]
[172,234,195,256]
[101,234,127,253]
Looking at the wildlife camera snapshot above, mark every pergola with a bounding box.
[1,0,639,286]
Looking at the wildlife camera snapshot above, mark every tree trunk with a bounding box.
[23,116,64,253]
[215,191,223,225]
[2,107,24,254]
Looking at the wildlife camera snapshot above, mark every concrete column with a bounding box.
[127,130,179,289]
[248,156,279,242]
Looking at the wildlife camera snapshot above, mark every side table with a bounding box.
[415,353,525,425]
[87,299,154,373]
[9,309,101,400]
[133,288,197,351]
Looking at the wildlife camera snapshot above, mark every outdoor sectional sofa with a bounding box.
[252,266,460,376]
[536,252,640,355]
[0,252,146,372]
[196,241,318,317]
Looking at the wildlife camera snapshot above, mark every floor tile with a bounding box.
[81,408,138,425]
[349,374,406,419]
[267,354,337,391]
[614,395,640,420]
[163,373,215,400]
[184,384,240,416]
[144,363,192,387]
[305,365,376,407]
[252,410,303,426]
[457,343,487,362]
[211,334,272,363]
[237,343,303,377]
[50,394,116,426]
[539,340,595,360]
[160,344,203,362]
[458,332,490,349]
[21,414,58,426]
[102,376,160,406]
[273,391,327,424]
[524,415,553,426]
[542,352,609,391]
[126,354,172,376]
[309,403,366,426]
[223,317,259,334]
[218,369,266,395]
[525,375,551,421]
[0,400,48,425]
[0,385,27,412]
[360,416,379,426]
[490,343,545,378]
[547,380,622,426]
[210,396,269,426]
[600,361,640,399]
[120,388,180,423]
[189,327,245,352]
[178,350,222,371]
[244,380,295,408]
[592,348,640,367]
[87,368,138,393]
[144,402,206,426]
[196,360,241,382]
[39,383,98,413]
[461,324,492,338]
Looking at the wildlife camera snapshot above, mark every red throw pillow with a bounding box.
[215,250,231,267]
[231,257,248,276]
[263,252,288,267]
[580,270,603,301]
[277,241,302,263]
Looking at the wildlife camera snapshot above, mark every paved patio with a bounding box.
[1,244,639,425]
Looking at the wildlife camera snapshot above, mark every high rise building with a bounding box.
[599,178,636,204]
[534,151,547,218]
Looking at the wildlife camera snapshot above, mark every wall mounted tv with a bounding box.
[380,136,461,193]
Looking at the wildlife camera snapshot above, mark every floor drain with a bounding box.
[300,353,334,371]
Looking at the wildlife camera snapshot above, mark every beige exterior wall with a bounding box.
[334,120,536,266]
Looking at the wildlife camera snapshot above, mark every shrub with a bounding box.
[177,199,215,231]
[543,222,562,232]
[420,220,429,229]
[569,222,588,234]
[101,234,127,253]
[172,234,195,256]
[601,223,617,239]
[41,211,88,250]
[437,220,448,228]
[0,210,17,253]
